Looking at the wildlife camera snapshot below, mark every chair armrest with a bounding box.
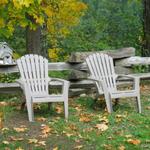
[49,78,70,85]
[87,76,108,94]
[116,74,140,90]
[87,76,103,83]
[15,79,24,89]
[49,78,70,96]
[117,74,138,79]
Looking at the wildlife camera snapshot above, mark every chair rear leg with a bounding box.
[48,102,52,110]
[114,98,119,106]
[136,95,141,113]
[64,99,68,120]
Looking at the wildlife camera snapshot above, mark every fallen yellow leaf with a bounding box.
[67,124,78,131]
[10,136,24,141]
[0,102,9,106]
[36,117,47,122]
[74,145,83,149]
[28,138,38,144]
[15,147,24,150]
[0,118,3,129]
[2,141,9,145]
[99,116,109,124]
[55,106,63,114]
[13,126,27,132]
[41,124,52,134]
[66,133,74,137]
[0,112,4,129]
[125,134,132,138]
[95,123,108,131]
[53,147,58,150]
[127,139,141,145]
[79,114,91,123]
[37,141,46,146]
[146,106,150,110]
[118,145,126,150]
[1,127,9,131]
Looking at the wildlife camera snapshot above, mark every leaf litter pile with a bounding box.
[0,83,150,150]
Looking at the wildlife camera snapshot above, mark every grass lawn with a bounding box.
[0,82,150,150]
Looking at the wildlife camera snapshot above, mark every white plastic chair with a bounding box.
[17,54,70,122]
[86,53,141,113]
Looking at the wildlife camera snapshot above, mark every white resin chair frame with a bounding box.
[86,53,141,113]
[17,54,70,122]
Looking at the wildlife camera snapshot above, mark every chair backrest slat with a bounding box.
[17,54,49,96]
[86,53,117,91]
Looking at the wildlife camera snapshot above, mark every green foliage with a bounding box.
[60,0,143,54]
[0,73,20,83]
[133,65,150,73]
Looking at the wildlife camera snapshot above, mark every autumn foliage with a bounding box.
[0,0,87,41]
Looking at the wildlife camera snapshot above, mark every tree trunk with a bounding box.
[142,0,150,56]
[26,26,41,55]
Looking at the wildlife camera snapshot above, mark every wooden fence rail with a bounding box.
[0,47,150,96]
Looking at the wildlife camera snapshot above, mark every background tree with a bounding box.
[142,0,150,56]
[0,0,87,56]
[61,0,143,54]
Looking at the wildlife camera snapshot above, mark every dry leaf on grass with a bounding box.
[0,102,9,106]
[66,133,74,137]
[125,134,132,138]
[53,147,58,150]
[67,124,78,131]
[95,123,108,131]
[2,141,9,145]
[40,124,53,138]
[33,104,41,110]
[115,114,126,122]
[35,141,46,147]
[0,118,3,129]
[41,124,52,134]
[36,117,47,122]
[75,106,82,112]
[15,147,24,150]
[0,112,4,129]
[2,127,9,132]
[103,144,112,150]
[99,116,109,124]
[37,141,46,146]
[79,114,92,123]
[140,85,149,91]
[83,127,93,132]
[118,145,126,150]
[28,138,38,144]
[13,126,27,132]
[127,139,141,145]
[146,106,150,110]
[10,136,24,141]
[74,145,83,149]
[55,106,63,114]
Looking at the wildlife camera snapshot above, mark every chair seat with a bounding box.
[111,90,137,98]
[32,94,64,103]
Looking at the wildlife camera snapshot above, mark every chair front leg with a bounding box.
[26,96,34,122]
[64,98,68,120]
[104,93,113,113]
[101,82,113,113]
